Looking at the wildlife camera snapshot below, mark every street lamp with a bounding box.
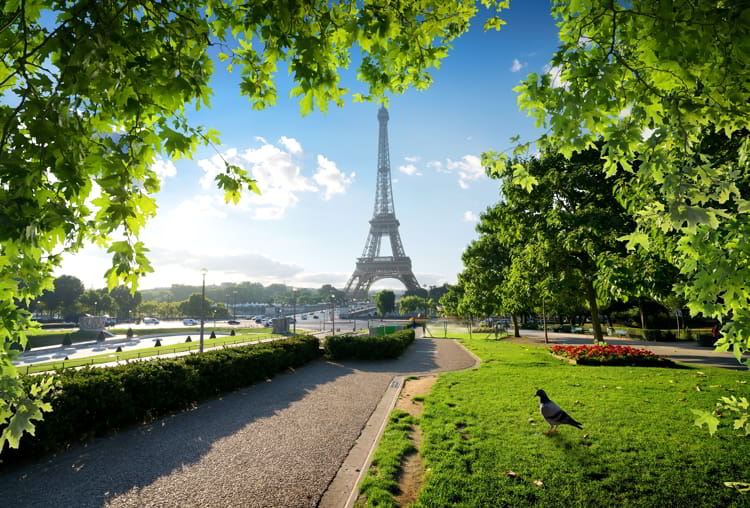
[199,268,207,353]
[352,298,357,331]
[331,294,336,336]
[292,287,296,336]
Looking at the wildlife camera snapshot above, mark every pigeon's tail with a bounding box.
[559,412,583,429]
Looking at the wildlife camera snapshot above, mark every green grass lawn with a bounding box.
[20,332,280,374]
[360,340,750,507]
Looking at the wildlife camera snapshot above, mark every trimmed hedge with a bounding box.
[3,336,320,465]
[325,329,415,360]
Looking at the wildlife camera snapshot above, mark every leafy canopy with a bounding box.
[484,0,750,359]
[0,0,509,451]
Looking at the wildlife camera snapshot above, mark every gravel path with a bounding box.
[0,338,475,507]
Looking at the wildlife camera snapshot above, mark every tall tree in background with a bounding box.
[0,0,510,449]
[483,146,637,343]
[486,1,750,359]
[110,285,142,320]
[46,275,84,319]
[375,290,396,317]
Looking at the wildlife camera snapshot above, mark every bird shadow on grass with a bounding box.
[545,432,600,471]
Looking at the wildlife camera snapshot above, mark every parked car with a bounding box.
[263,320,273,327]
[227,319,240,325]
[183,319,198,326]
[301,315,307,320]
[313,315,319,319]
[143,317,160,324]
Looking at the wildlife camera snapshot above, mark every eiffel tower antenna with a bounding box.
[344,106,421,299]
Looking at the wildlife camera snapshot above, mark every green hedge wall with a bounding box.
[3,336,320,464]
[324,329,415,360]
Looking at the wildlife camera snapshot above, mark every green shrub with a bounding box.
[4,336,321,464]
[126,327,134,338]
[61,334,72,346]
[324,330,414,361]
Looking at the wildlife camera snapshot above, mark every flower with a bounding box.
[549,344,670,366]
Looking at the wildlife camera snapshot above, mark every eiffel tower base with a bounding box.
[344,257,420,300]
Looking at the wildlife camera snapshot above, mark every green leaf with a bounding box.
[724,482,750,494]
[691,409,719,436]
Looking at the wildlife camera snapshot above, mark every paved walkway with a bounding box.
[0,338,476,507]
[510,329,748,371]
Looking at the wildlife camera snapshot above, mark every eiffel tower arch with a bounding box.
[344,107,421,300]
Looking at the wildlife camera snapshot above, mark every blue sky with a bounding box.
[60,1,561,291]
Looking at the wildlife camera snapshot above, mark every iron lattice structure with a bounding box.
[344,107,421,299]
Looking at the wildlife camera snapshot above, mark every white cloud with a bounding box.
[147,247,302,281]
[404,156,420,163]
[312,154,355,200]
[151,156,177,180]
[445,155,485,189]
[427,160,448,173]
[196,140,317,219]
[544,64,566,89]
[172,194,228,220]
[463,210,479,223]
[511,58,526,72]
[278,136,302,155]
[398,163,422,176]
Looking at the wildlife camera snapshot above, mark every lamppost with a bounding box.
[199,268,207,353]
[352,298,357,331]
[233,290,238,320]
[331,294,336,336]
[292,287,296,336]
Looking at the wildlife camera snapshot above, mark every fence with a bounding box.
[425,318,509,339]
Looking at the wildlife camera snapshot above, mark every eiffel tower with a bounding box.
[344,106,421,299]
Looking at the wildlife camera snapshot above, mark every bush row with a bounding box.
[3,336,321,464]
[324,329,415,360]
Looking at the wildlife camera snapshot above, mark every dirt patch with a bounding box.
[392,376,437,506]
[396,375,437,417]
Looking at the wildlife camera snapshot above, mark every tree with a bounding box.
[485,1,750,360]
[52,275,85,320]
[1,0,511,450]
[78,289,116,316]
[398,295,426,316]
[110,285,142,320]
[483,146,638,342]
[375,290,396,317]
[439,285,463,317]
[179,294,211,318]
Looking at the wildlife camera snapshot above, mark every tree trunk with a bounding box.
[543,298,548,344]
[584,277,604,343]
[512,314,520,337]
[639,297,646,329]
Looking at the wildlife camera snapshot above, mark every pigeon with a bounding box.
[535,389,583,434]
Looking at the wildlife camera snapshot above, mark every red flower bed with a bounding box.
[549,344,675,367]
